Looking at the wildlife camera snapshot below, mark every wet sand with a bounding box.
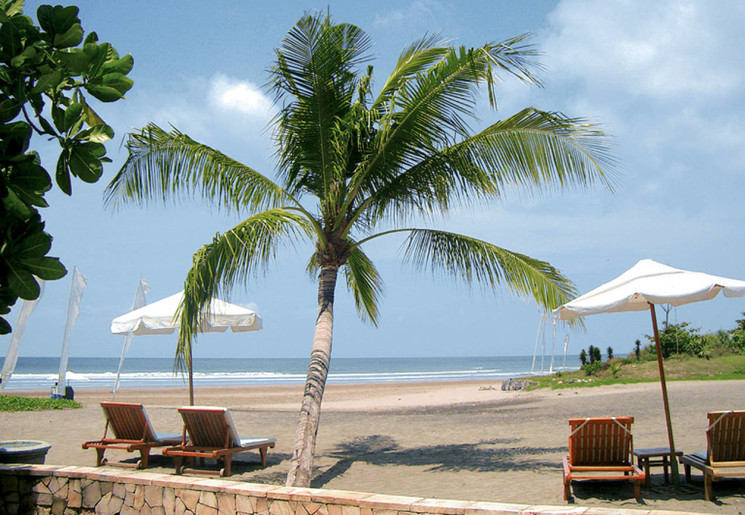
[1,379,743,513]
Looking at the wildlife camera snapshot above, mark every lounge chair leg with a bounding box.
[704,474,713,502]
[563,479,570,501]
[138,450,149,469]
[173,456,183,475]
[684,464,691,482]
[260,447,267,467]
[633,479,641,501]
[223,456,232,477]
[95,448,106,467]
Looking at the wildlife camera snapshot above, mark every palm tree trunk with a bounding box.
[286,265,338,487]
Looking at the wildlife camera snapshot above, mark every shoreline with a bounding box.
[1,379,744,512]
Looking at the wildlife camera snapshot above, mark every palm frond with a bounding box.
[356,108,616,226]
[342,245,383,325]
[174,208,313,369]
[104,123,288,214]
[269,12,372,198]
[401,229,576,311]
[345,39,543,216]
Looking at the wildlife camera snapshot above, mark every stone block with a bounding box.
[217,492,236,513]
[32,479,52,495]
[175,497,187,515]
[2,474,18,491]
[200,491,218,509]
[179,489,201,512]
[521,505,590,515]
[82,480,102,508]
[163,486,176,513]
[51,497,66,515]
[36,492,54,506]
[145,485,163,507]
[299,501,324,515]
[113,482,126,500]
[196,502,218,515]
[67,485,82,509]
[269,499,298,515]
[235,494,253,513]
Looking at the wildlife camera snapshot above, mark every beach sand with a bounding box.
[1,379,744,513]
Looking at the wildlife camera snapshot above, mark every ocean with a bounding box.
[0,355,577,392]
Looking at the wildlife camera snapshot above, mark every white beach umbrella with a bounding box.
[555,259,745,485]
[111,291,263,404]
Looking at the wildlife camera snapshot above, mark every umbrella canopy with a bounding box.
[557,259,745,319]
[111,291,262,335]
[111,291,262,404]
[555,259,745,485]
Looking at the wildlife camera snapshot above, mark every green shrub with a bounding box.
[0,396,80,412]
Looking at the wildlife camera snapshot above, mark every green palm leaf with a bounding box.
[359,108,616,225]
[174,208,313,370]
[401,228,576,311]
[342,246,383,325]
[104,123,288,213]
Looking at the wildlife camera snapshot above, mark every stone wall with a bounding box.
[0,464,686,515]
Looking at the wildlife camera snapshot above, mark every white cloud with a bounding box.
[208,74,273,117]
[543,0,745,99]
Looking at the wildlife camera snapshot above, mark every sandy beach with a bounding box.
[1,379,743,513]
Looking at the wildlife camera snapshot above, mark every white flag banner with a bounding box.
[113,278,150,393]
[56,268,87,395]
[0,281,45,391]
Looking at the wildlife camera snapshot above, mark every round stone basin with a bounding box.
[0,441,52,464]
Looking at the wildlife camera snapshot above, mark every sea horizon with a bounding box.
[0,355,578,392]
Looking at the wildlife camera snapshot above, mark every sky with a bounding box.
[4,0,745,363]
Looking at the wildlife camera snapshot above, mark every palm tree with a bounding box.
[105,12,616,487]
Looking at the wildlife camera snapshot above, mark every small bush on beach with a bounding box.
[0,395,80,412]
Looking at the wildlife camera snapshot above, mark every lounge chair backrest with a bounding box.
[100,402,157,442]
[178,406,241,448]
[707,410,745,464]
[568,417,634,466]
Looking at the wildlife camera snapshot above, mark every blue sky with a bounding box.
[5,0,745,363]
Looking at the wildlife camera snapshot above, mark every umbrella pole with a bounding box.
[650,303,680,486]
[188,347,194,406]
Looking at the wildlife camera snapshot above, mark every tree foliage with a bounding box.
[0,1,132,333]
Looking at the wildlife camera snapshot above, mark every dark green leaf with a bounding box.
[0,317,11,335]
[15,230,52,257]
[55,49,89,74]
[85,73,133,102]
[8,160,52,207]
[56,152,72,194]
[84,42,110,78]
[0,95,21,123]
[1,187,33,217]
[51,104,65,132]
[68,141,104,182]
[10,45,40,68]
[63,102,83,132]
[101,54,133,76]
[7,266,40,301]
[31,70,64,94]
[0,121,32,155]
[79,95,105,126]
[75,123,113,143]
[84,31,98,45]
[23,257,67,280]
[53,23,83,49]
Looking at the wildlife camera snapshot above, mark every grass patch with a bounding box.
[525,354,745,390]
[0,395,81,412]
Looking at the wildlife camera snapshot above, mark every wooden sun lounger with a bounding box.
[82,402,181,469]
[563,416,645,502]
[681,410,745,501]
[162,406,276,477]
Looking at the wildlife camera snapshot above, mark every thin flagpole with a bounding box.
[650,303,680,486]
